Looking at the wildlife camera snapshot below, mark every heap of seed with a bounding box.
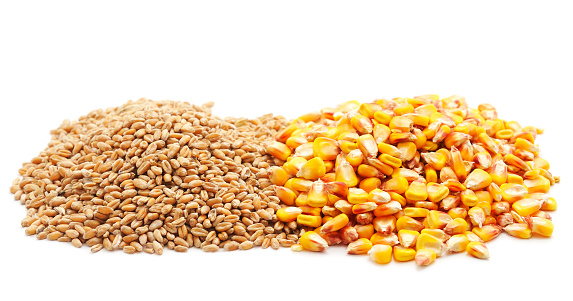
[10,99,300,254]
[266,95,559,265]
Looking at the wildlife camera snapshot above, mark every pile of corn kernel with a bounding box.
[266,95,558,266]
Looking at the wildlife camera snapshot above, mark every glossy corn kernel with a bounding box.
[276,207,303,222]
[446,234,469,253]
[529,217,553,237]
[283,157,308,176]
[447,207,466,219]
[313,137,340,161]
[351,114,373,134]
[398,230,420,248]
[415,248,436,266]
[347,238,373,255]
[466,241,489,259]
[523,176,550,194]
[393,245,416,262]
[267,141,292,161]
[355,224,375,239]
[464,169,492,191]
[357,134,378,158]
[373,216,397,234]
[426,183,448,203]
[444,218,468,235]
[415,233,445,257]
[476,132,499,154]
[421,229,451,242]
[500,183,528,203]
[396,216,424,232]
[367,189,391,204]
[383,176,409,194]
[421,152,447,170]
[504,223,532,239]
[297,157,326,180]
[490,160,508,186]
[424,165,438,183]
[373,110,394,125]
[443,179,466,192]
[512,198,542,217]
[307,180,328,208]
[299,205,322,216]
[359,177,382,193]
[461,189,479,207]
[405,179,428,202]
[268,166,289,186]
[473,152,492,170]
[335,160,359,187]
[352,202,378,214]
[346,149,364,167]
[472,224,502,242]
[274,186,297,206]
[373,201,402,216]
[426,210,453,229]
[297,214,322,228]
[320,213,349,234]
[369,244,393,264]
[295,192,308,207]
[541,197,557,211]
[404,207,429,218]
[450,146,467,180]
[300,231,328,252]
[488,183,503,202]
[347,188,369,204]
[468,206,486,227]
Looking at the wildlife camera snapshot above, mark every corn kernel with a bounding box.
[393,245,416,262]
[383,176,408,194]
[504,223,532,239]
[415,248,437,266]
[405,179,428,202]
[404,207,429,218]
[274,186,297,206]
[472,224,502,242]
[300,231,328,252]
[297,214,322,228]
[464,169,492,191]
[512,198,542,217]
[444,218,468,235]
[466,241,489,259]
[398,229,420,248]
[446,234,469,253]
[267,141,292,161]
[396,216,424,232]
[369,244,393,264]
[276,207,302,222]
[500,183,528,203]
[348,188,369,204]
[296,157,326,180]
[529,216,553,237]
[347,238,373,255]
[415,233,445,257]
[320,213,349,234]
[359,177,381,193]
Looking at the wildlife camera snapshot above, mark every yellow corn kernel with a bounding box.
[367,188,391,204]
[296,157,326,180]
[404,207,429,218]
[444,132,471,149]
[464,231,484,243]
[371,232,399,246]
[357,134,378,158]
[394,103,414,115]
[379,153,402,168]
[306,181,328,208]
[347,238,373,255]
[533,157,550,170]
[312,137,340,161]
[444,218,468,235]
[339,141,357,154]
[348,188,369,204]
[268,166,289,186]
[421,229,451,242]
[512,198,542,217]
[514,137,540,155]
[290,178,313,192]
[447,207,467,220]
[393,245,416,262]
[426,210,453,230]
[358,102,382,118]
[351,114,374,135]
[414,201,438,211]
[461,189,479,207]
[421,152,447,170]
[267,141,292,161]
[432,124,451,143]
[352,202,378,214]
[299,231,328,252]
[488,183,503,202]
[404,179,428,202]
[415,233,445,257]
[283,157,308,176]
[320,213,349,234]
[373,200,402,216]
[356,224,375,239]
[274,186,297,206]
[335,160,359,187]
[403,113,430,127]
[414,248,436,266]
[505,154,531,172]
[295,192,308,207]
[285,135,308,150]
[450,146,467,180]
[423,141,439,151]
[415,103,438,116]
[388,191,407,206]
[398,229,420,248]
[346,149,363,167]
[389,116,413,132]
[299,205,322,216]
[355,164,379,179]
[373,110,394,125]
[359,177,381,193]
[396,216,424,232]
[446,234,469,253]
[377,142,402,158]
[424,165,438,183]
[529,216,553,237]
[463,169,492,191]
[495,128,514,140]
[541,197,557,211]
[373,216,396,234]
[369,244,393,264]
[276,207,303,222]
[383,176,408,194]
[490,160,508,185]
[472,224,502,242]
[372,124,391,144]
[523,169,542,180]
[504,223,532,239]
[476,132,499,154]
[523,176,550,194]
[468,206,486,227]
[297,214,322,228]
[274,124,298,143]
[412,128,427,149]
[443,179,466,192]
[466,241,489,259]
[473,152,492,170]
[500,183,528,203]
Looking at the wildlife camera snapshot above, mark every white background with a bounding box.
[1,1,571,300]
